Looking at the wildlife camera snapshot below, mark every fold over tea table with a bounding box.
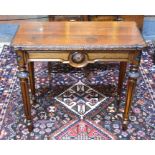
[12,21,146,131]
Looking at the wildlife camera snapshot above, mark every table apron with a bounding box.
[27,51,133,63]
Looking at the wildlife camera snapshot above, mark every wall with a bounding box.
[143,16,155,41]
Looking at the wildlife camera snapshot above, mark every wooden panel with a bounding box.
[28,52,69,60]
[28,51,129,63]
[48,15,83,21]
[88,52,129,60]
[12,21,146,51]
[90,15,116,21]
[89,15,144,30]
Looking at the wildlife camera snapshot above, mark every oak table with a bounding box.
[12,21,146,132]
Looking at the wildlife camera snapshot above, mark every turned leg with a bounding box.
[122,65,140,130]
[117,62,127,106]
[28,62,36,101]
[16,51,33,132]
[48,62,52,76]
[48,62,52,87]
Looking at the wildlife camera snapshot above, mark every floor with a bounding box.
[143,16,155,41]
[0,24,18,53]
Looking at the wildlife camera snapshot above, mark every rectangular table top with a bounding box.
[12,21,146,51]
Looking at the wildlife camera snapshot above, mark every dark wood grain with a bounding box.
[12,21,146,51]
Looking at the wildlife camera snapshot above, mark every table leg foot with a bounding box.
[122,122,128,131]
[27,120,33,132]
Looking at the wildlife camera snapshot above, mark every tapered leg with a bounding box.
[48,62,52,87]
[48,62,52,76]
[117,62,127,106]
[122,65,139,130]
[28,62,35,99]
[16,51,33,132]
[19,76,33,132]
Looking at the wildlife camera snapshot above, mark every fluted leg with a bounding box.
[16,51,33,132]
[117,62,127,106]
[48,62,52,87]
[28,62,36,102]
[122,65,140,130]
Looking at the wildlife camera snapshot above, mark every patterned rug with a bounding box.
[0,42,155,140]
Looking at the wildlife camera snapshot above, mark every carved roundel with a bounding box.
[69,51,88,68]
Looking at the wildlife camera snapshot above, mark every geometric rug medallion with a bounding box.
[55,81,108,118]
